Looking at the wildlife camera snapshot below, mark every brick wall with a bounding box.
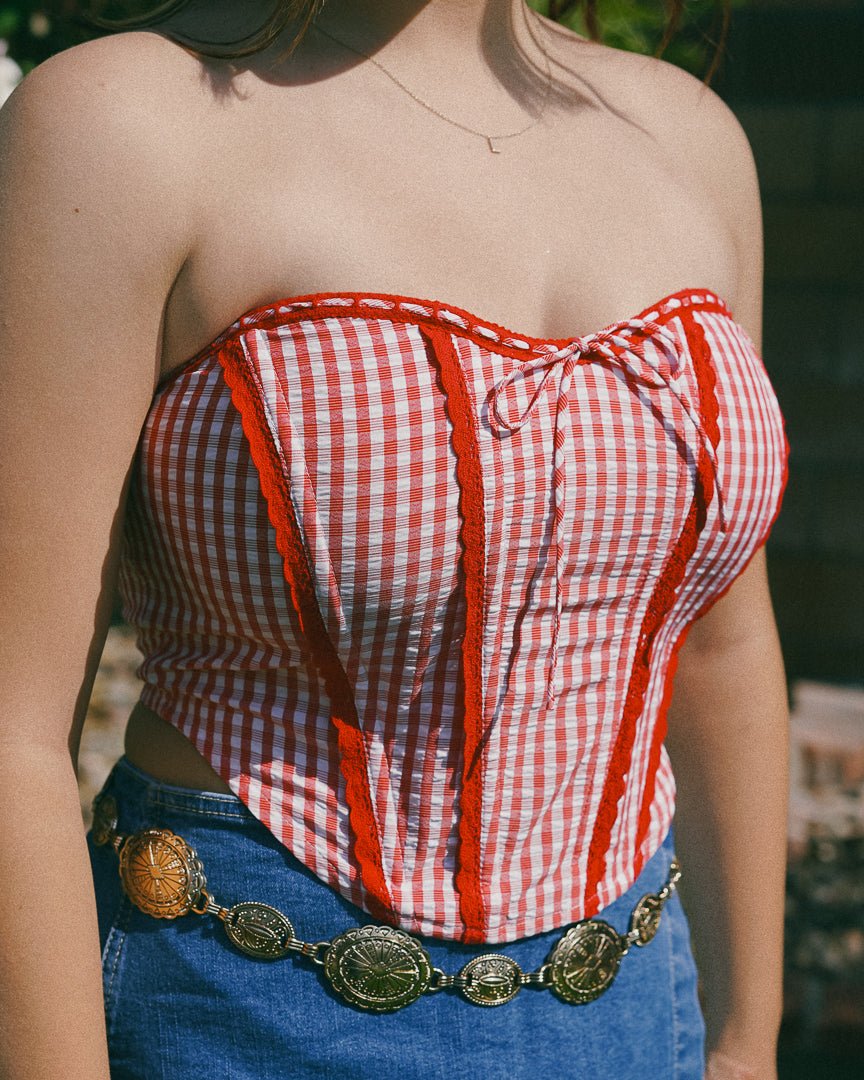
[714,1,864,681]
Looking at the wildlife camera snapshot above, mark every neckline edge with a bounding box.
[157,285,734,394]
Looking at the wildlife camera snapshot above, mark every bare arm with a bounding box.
[666,549,788,1078]
[0,35,197,1077]
[651,64,788,1079]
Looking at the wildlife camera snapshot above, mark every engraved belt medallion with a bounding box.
[117,828,207,919]
[547,919,624,1004]
[630,893,664,946]
[324,925,432,1011]
[459,954,522,1006]
[224,902,295,960]
[91,793,119,847]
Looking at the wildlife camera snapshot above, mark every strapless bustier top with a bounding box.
[117,287,788,943]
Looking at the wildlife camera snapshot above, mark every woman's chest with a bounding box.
[137,296,784,659]
[158,75,738,382]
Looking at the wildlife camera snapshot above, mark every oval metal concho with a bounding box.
[91,793,118,846]
[459,953,522,1006]
[118,828,206,919]
[630,893,664,946]
[324,925,432,1012]
[223,901,295,960]
[547,919,624,1004]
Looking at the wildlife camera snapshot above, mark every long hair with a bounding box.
[75,1,326,64]
[75,1,732,85]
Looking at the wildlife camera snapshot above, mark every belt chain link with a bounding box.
[91,791,681,1012]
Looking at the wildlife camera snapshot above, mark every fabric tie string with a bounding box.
[488,317,728,706]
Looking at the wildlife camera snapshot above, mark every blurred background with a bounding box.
[1,2,861,1075]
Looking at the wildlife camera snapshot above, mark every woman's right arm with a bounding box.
[0,36,198,1078]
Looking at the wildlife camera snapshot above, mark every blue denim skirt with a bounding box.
[86,755,706,1079]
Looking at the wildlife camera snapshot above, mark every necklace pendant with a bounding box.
[487,136,502,154]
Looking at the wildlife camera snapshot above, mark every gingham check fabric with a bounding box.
[117,287,788,943]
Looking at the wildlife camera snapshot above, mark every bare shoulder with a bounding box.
[606,46,763,342]
[539,20,763,342]
[0,30,221,398]
[556,32,758,200]
[627,52,761,237]
[3,29,199,127]
[0,30,209,223]
[0,30,217,337]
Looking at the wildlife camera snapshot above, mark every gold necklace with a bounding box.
[313,10,554,154]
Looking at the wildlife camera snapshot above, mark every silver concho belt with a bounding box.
[91,790,681,1013]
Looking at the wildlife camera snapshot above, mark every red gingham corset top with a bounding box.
[117,286,789,943]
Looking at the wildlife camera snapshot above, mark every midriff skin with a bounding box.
[124,700,235,793]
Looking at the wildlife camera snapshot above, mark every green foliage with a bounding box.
[529,0,748,78]
[0,9,21,41]
[0,3,67,74]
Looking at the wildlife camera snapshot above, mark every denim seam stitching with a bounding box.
[98,858,127,967]
[146,800,250,821]
[103,895,132,1039]
[147,792,245,808]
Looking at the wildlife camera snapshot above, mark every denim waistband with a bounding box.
[95,754,680,957]
[104,756,678,857]
[106,754,254,820]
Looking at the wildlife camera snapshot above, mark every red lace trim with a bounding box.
[582,310,723,910]
[215,337,394,923]
[420,325,489,943]
[631,317,792,871]
[157,287,734,396]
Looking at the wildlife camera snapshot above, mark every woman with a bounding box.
[0,1,789,1077]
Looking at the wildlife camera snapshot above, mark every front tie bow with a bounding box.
[487,316,727,706]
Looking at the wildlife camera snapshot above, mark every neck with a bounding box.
[322,0,519,43]
[315,0,544,76]
[311,0,558,124]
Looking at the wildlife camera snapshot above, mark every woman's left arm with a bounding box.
[651,65,791,1076]
[664,545,789,1080]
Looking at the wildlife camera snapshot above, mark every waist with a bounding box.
[94,753,682,955]
[91,752,678,944]
[124,700,234,793]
